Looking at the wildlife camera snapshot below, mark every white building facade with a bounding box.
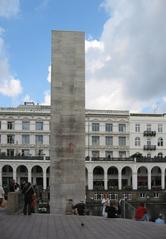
[0,103,166,201]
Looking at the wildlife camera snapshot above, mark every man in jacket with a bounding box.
[22,182,34,215]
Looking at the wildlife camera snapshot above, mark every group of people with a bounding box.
[101,193,121,218]
[0,179,37,215]
[135,202,165,224]
[101,193,165,224]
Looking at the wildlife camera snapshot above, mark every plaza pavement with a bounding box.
[0,209,166,239]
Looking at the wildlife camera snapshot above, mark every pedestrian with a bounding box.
[107,201,119,218]
[73,201,85,215]
[9,179,19,192]
[155,213,165,224]
[31,193,37,213]
[101,193,110,217]
[0,185,5,207]
[135,202,149,221]
[22,182,34,215]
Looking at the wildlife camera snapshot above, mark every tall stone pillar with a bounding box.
[50,30,85,214]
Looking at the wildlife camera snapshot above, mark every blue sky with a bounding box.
[0,0,166,113]
[0,0,107,106]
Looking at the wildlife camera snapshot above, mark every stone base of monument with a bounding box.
[7,192,24,214]
[65,199,73,215]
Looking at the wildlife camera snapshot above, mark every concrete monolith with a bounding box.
[50,30,85,214]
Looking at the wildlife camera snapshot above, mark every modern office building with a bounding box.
[0,102,166,202]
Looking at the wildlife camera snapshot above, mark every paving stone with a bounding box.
[0,212,166,239]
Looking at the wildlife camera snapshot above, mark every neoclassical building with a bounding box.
[1,102,166,201]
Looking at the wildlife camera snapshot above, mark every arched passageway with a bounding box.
[93,166,104,190]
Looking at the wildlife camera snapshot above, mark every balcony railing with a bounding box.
[143,130,156,136]
[143,145,156,150]
[0,155,50,160]
[133,156,166,162]
[86,157,134,161]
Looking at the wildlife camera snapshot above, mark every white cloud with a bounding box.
[0,58,22,97]
[42,91,50,105]
[0,0,20,18]
[47,65,51,83]
[0,0,22,98]
[23,94,35,103]
[86,0,166,112]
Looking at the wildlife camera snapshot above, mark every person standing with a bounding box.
[135,202,149,221]
[22,182,34,215]
[107,201,118,218]
[0,185,4,207]
[9,179,19,192]
[101,193,110,217]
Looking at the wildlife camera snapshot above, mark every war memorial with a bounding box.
[50,30,85,214]
[0,30,166,239]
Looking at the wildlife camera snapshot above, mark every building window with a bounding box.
[7,121,14,130]
[0,121,1,129]
[7,135,15,144]
[158,124,163,133]
[139,193,145,198]
[119,124,126,132]
[119,136,126,146]
[7,149,14,156]
[109,193,118,200]
[35,135,43,145]
[105,123,112,132]
[147,124,151,131]
[147,153,151,158]
[38,149,44,156]
[94,193,103,201]
[92,151,99,158]
[22,149,30,156]
[92,136,100,145]
[0,135,1,144]
[22,135,30,144]
[105,136,113,146]
[119,151,126,158]
[158,137,163,146]
[135,137,140,146]
[135,124,140,132]
[147,138,151,146]
[36,121,43,130]
[92,123,99,132]
[105,151,113,158]
[153,192,159,198]
[158,152,163,158]
[22,121,30,130]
